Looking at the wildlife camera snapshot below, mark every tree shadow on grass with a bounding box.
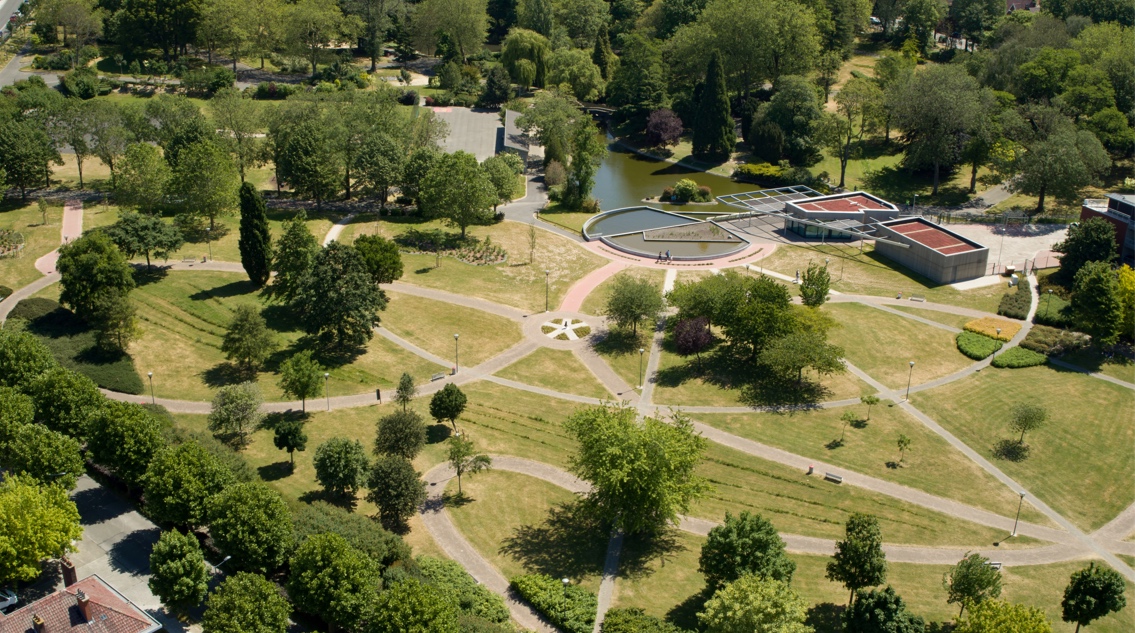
[188,280,259,302]
[591,328,645,359]
[740,374,831,411]
[805,603,844,633]
[993,439,1030,462]
[260,409,307,431]
[618,527,687,580]
[131,265,169,287]
[257,461,293,481]
[499,500,611,580]
[201,362,254,389]
[299,488,357,512]
[860,163,971,207]
[426,423,452,444]
[666,588,712,631]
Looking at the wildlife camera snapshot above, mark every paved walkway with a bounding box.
[321,212,354,246]
[33,198,83,274]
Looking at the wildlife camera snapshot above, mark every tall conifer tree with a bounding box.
[238,183,273,287]
[692,51,735,159]
[592,24,614,82]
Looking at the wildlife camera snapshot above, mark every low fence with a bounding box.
[985,253,1060,277]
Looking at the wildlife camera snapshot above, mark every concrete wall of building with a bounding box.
[874,225,989,284]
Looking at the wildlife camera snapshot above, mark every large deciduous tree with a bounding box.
[430,383,468,431]
[354,234,404,285]
[1062,562,1127,633]
[604,273,663,335]
[412,0,487,61]
[296,242,387,352]
[278,350,324,412]
[268,212,319,303]
[202,572,292,633]
[221,305,278,372]
[0,424,85,490]
[209,382,264,446]
[1073,262,1124,346]
[170,141,241,231]
[288,533,381,630]
[57,232,135,324]
[944,552,1003,617]
[143,442,236,528]
[106,211,184,268]
[286,0,356,78]
[116,142,170,214]
[212,89,264,183]
[0,330,58,391]
[955,600,1053,633]
[353,132,404,209]
[1005,109,1110,216]
[699,511,795,591]
[208,483,294,572]
[149,529,209,615]
[419,151,498,239]
[818,76,882,188]
[826,513,887,605]
[892,64,981,196]
[238,182,273,287]
[799,261,832,307]
[606,34,668,134]
[0,475,82,586]
[1053,217,1118,282]
[0,119,61,199]
[26,366,102,439]
[697,575,810,633]
[365,456,427,531]
[843,586,926,633]
[313,437,370,499]
[375,410,427,460]
[87,401,165,489]
[360,578,460,633]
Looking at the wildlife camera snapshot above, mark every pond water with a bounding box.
[582,207,693,237]
[590,141,757,211]
[583,207,749,261]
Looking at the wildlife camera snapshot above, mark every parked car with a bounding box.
[0,588,18,612]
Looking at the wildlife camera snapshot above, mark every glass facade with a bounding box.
[785,219,854,240]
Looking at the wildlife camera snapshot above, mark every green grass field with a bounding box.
[1059,347,1135,384]
[888,305,973,330]
[824,303,973,389]
[759,244,1005,312]
[382,292,522,367]
[579,267,666,317]
[0,200,121,291]
[162,208,337,265]
[494,347,612,399]
[914,365,1135,532]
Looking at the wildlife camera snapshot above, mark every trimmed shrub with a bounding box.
[601,608,686,632]
[182,66,235,95]
[996,281,1031,320]
[956,331,1003,360]
[963,317,1019,341]
[510,574,596,633]
[1020,325,1089,356]
[418,557,510,624]
[290,499,410,568]
[61,67,105,99]
[252,81,301,100]
[0,286,12,300]
[163,426,256,482]
[991,346,1048,368]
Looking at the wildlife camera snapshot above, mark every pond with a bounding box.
[583,207,750,261]
[590,140,758,212]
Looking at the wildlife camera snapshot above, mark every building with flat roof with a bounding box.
[1081,194,1134,266]
[874,217,989,283]
[0,576,160,633]
[781,191,900,240]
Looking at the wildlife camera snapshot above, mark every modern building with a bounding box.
[874,217,990,284]
[0,576,161,633]
[1080,194,1135,266]
[781,191,900,240]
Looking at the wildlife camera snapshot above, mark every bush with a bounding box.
[601,608,686,632]
[991,346,1048,368]
[397,89,419,105]
[418,556,510,624]
[963,317,1019,341]
[1020,325,1089,356]
[509,574,596,633]
[163,427,257,482]
[545,161,566,187]
[671,179,711,203]
[956,331,1003,360]
[0,286,11,300]
[996,281,1031,320]
[1033,291,1073,327]
[61,68,104,99]
[253,81,301,100]
[291,500,410,568]
[182,66,235,95]
[456,614,513,633]
[733,162,827,191]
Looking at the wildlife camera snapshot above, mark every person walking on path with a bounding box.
[666,249,671,262]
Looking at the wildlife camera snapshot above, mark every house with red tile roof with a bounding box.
[0,576,160,633]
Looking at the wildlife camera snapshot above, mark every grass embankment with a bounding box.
[914,364,1135,531]
[537,205,596,235]
[382,292,522,367]
[162,209,336,265]
[494,348,612,399]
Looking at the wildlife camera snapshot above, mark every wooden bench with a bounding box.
[823,473,843,484]
[909,295,926,302]
[430,372,446,382]
[181,256,196,264]
[985,561,1002,570]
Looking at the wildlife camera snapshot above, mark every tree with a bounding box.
[563,119,608,208]
[289,533,381,630]
[149,529,209,615]
[202,572,292,633]
[517,0,554,36]
[87,401,164,489]
[1118,265,1135,341]
[826,513,887,605]
[0,330,58,392]
[955,599,1053,633]
[275,117,343,206]
[697,575,810,633]
[0,424,85,490]
[221,305,278,372]
[143,443,236,528]
[211,89,263,181]
[274,419,308,468]
[375,410,427,460]
[419,151,498,239]
[430,383,468,432]
[353,131,404,210]
[479,65,513,108]
[591,23,615,81]
[90,284,138,354]
[644,109,683,148]
[692,51,735,159]
[278,350,324,412]
[699,511,795,591]
[50,99,95,188]
[962,89,1002,194]
[366,456,428,531]
[208,483,294,572]
[238,183,273,287]
[900,0,945,56]
[313,437,370,499]
[268,212,319,303]
[1009,124,1110,216]
[361,578,460,633]
[87,100,133,189]
[501,28,551,89]
[26,366,102,439]
[209,382,264,446]
[1062,562,1127,633]
[896,434,911,465]
[893,64,980,195]
[843,586,927,633]
[116,143,170,213]
[950,0,1001,49]
[106,211,184,269]
[566,404,710,535]
[1009,403,1048,446]
[57,232,135,324]
[861,395,880,420]
[673,316,712,370]
[395,372,417,412]
[606,34,669,134]
[170,141,241,231]
[819,77,882,188]
[296,242,387,352]
[944,552,1003,617]
[763,75,824,166]
[0,119,61,199]
[547,48,606,102]
[447,435,492,496]
[1073,262,1123,346]
[0,475,82,586]
[554,0,609,47]
[481,155,519,210]
[604,273,663,335]
[286,0,355,78]
[758,330,846,385]
[800,261,831,307]
[1054,217,1118,281]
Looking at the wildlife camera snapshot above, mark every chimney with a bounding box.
[77,589,91,622]
[32,613,46,633]
[61,557,77,587]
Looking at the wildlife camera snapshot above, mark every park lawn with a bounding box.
[691,442,1024,547]
[450,381,580,469]
[579,266,667,316]
[51,153,112,191]
[611,530,705,625]
[382,292,522,367]
[129,271,445,401]
[1059,347,1135,384]
[494,347,612,399]
[345,217,607,312]
[164,208,337,264]
[593,329,651,391]
[0,200,65,290]
[889,305,972,330]
[824,303,972,389]
[759,243,1004,313]
[913,364,1135,532]
[537,207,595,235]
[445,470,605,593]
[692,404,1051,526]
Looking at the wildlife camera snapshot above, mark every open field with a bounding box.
[446,470,605,593]
[163,208,337,265]
[759,243,1006,312]
[494,347,612,399]
[692,404,1051,525]
[824,303,973,389]
[0,201,67,290]
[537,206,595,234]
[382,292,522,367]
[579,266,666,316]
[343,217,607,312]
[914,365,1135,531]
[889,305,972,330]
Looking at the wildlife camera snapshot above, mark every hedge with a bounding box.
[997,281,1031,320]
[602,608,687,632]
[291,499,410,567]
[1021,325,1088,356]
[992,346,1048,368]
[419,557,510,624]
[956,331,1003,360]
[510,574,597,633]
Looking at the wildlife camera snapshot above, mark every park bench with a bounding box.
[430,372,446,382]
[823,473,843,484]
[181,255,195,264]
[985,561,1002,570]
[909,295,925,302]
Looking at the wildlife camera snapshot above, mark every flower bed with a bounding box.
[963,317,1020,341]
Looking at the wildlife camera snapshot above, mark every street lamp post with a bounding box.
[147,372,155,405]
[638,347,645,389]
[562,578,570,596]
[1011,492,1026,537]
[454,334,460,374]
[996,327,1001,340]
[545,270,550,312]
[1045,289,1053,319]
[324,373,330,411]
[905,361,915,400]
[211,555,232,574]
[205,227,212,261]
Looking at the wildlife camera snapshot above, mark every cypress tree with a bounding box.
[238,182,273,287]
[592,24,614,82]
[692,52,736,159]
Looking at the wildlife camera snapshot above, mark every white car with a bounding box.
[0,588,17,612]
